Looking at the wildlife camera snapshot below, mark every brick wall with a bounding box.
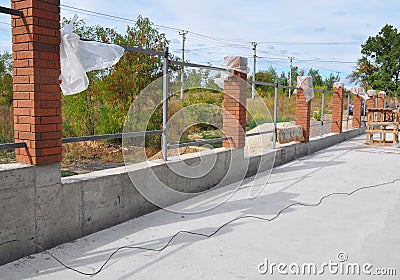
[331,83,344,133]
[295,88,311,142]
[11,0,62,165]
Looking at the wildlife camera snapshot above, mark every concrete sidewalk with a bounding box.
[1,135,399,279]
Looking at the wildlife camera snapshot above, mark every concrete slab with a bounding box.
[1,135,400,279]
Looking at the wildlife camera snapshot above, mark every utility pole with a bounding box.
[336,71,341,81]
[252,42,257,99]
[179,30,188,100]
[288,57,293,98]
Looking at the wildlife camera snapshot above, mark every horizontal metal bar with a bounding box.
[248,80,275,87]
[169,60,226,72]
[78,39,165,57]
[62,130,162,144]
[167,137,231,150]
[314,89,333,94]
[246,130,274,137]
[0,6,23,17]
[0,142,26,150]
[248,80,302,90]
[248,81,335,94]
[121,45,164,57]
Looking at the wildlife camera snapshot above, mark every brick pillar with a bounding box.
[353,95,363,128]
[378,91,386,108]
[11,0,62,165]
[331,82,344,133]
[223,57,247,149]
[295,88,311,142]
[366,90,376,111]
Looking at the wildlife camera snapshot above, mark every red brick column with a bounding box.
[366,90,376,111]
[11,0,62,165]
[331,82,344,133]
[353,95,363,128]
[223,57,247,149]
[295,88,311,142]
[378,91,385,108]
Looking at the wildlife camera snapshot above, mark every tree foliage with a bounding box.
[348,24,400,95]
[0,51,12,106]
[254,65,339,97]
[62,16,171,137]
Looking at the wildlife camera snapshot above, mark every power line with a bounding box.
[296,58,356,64]
[59,4,357,71]
[179,30,188,100]
[252,42,257,98]
[289,56,293,97]
[257,41,361,46]
[61,4,182,32]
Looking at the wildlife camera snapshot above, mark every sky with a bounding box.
[1,0,400,86]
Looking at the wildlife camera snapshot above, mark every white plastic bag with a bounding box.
[294,76,314,102]
[60,15,125,95]
[333,82,344,88]
[351,87,369,100]
[214,56,249,89]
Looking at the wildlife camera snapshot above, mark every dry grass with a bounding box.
[62,141,124,170]
[0,105,13,143]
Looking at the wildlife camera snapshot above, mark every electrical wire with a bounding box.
[257,41,361,46]
[2,177,399,276]
[296,58,356,64]
[59,4,360,69]
[61,4,182,33]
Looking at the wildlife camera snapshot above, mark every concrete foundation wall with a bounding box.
[0,128,364,265]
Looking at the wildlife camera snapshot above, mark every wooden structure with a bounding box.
[366,108,399,145]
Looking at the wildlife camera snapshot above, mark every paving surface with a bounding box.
[1,135,400,279]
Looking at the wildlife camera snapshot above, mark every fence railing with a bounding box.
[1,43,369,157]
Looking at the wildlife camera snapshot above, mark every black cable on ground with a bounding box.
[1,178,399,276]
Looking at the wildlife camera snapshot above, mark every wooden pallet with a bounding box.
[366,108,399,146]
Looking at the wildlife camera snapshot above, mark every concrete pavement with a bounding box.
[0,135,399,279]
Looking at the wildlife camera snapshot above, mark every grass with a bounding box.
[0,150,15,164]
[0,92,343,172]
[61,169,79,177]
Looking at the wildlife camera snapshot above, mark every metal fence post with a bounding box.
[346,92,350,131]
[162,47,169,161]
[273,80,278,149]
[320,89,325,137]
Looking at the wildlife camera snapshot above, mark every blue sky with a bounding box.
[1,0,400,85]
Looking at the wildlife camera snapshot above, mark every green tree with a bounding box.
[324,73,340,90]
[61,16,171,137]
[0,51,13,106]
[255,67,278,96]
[349,24,400,95]
[307,68,323,87]
[101,16,170,133]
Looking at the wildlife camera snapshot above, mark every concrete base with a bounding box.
[0,128,365,265]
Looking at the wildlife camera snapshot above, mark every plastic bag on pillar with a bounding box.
[214,56,249,89]
[351,87,369,100]
[60,15,125,95]
[333,82,344,89]
[294,76,314,102]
